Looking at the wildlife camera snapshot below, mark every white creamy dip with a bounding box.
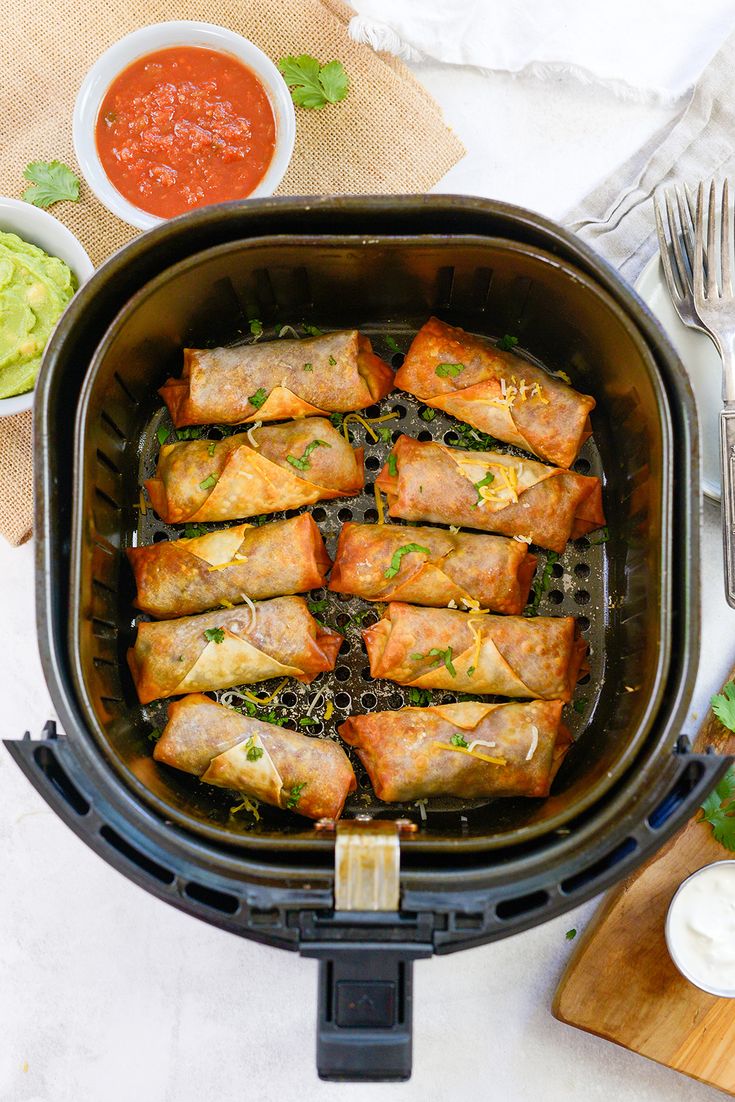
[666,861,735,996]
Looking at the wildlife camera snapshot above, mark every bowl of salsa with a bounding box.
[73,22,296,230]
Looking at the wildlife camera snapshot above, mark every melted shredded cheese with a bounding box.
[220,599,234,609]
[490,375,549,411]
[552,369,572,385]
[525,724,539,761]
[447,599,458,609]
[324,699,334,721]
[467,618,484,673]
[240,678,289,706]
[207,552,248,572]
[459,595,489,615]
[467,739,497,753]
[239,593,257,631]
[433,743,506,766]
[449,525,461,534]
[476,463,519,509]
[513,534,533,544]
[246,421,262,448]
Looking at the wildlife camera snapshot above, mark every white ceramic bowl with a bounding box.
[0,196,94,418]
[665,860,735,997]
[73,21,296,231]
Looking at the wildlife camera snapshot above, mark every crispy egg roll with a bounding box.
[127,514,330,619]
[363,602,586,701]
[145,417,363,524]
[155,694,356,820]
[160,330,394,427]
[395,317,595,468]
[375,435,604,554]
[128,596,341,704]
[339,700,570,801]
[329,522,535,614]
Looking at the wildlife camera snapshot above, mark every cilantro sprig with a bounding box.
[287,438,331,471]
[286,781,308,809]
[526,551,559,616]
[278,55,349,110]
[497,334,519,352]
[435,362,464,379]
[245,735,264,762]
[384,542,430,580]
[697,683,735,851]
[204,627,225,644]
[411,646,456,677]
[248,387,268,410]
[22,160,79,208]
[450,732,468,748]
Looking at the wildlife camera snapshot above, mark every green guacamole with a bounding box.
[0,230,76,399]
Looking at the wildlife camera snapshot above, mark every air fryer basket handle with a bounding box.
[301,942,431,1082]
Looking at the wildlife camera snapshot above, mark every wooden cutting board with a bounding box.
[553,687,735,1094]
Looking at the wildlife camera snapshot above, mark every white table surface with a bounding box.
[3,64,735,1102]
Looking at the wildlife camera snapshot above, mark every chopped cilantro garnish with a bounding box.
[473,471,495,505]
[303,362,313,372]
[388,454,398,477]
[286,438,331,471]
[451,423,500,451]
[328,355,337,366]
[286,781,307,809]
[299,716,318,727]
[248,387,268,410]
[526,551,560,616]
[204,627,225,644]
[377,425,393,443]
[572,698,587,714]
[566,928,577,941]
[245,736,264,762]
[419,408,436,422]
[199,474,218,491]
[497,334,519,351]
[147,727,162,743]
[467,666,476,678]
[307,598,328,614]
[176,426,205,440]
[249,318,263,339]
[157,425,171,446]
[408,687,432,706]
[589,527,609,545]
[435,362,464,378]
[302,323,323,336]
[207,441,216,457]
[412,646,456,677]
[450,732,468,748]
[384,542,430,580]
[182,524,208,539]
[385,335,401,355]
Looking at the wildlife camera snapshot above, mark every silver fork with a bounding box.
[693,178,735,608]
[654,184,707,332]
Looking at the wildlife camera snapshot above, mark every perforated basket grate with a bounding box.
[132,329,607,827]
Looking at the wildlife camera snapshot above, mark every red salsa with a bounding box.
[96,46,276,219]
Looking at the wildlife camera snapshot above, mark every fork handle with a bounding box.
[720,406,735,607]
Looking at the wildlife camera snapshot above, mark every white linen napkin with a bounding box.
[350,0,735,103]
[564,28,735,280]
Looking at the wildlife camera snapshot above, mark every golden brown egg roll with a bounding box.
[329,522,536,614]
[362,602,586,701]
[339,700,570,801]
[155,694,356,820]
[145,417,364,525]
[395,317,595,468]
[128,596,341,704]
[127,514,331,619]
[374,435,604,554]
[160,330,394,427]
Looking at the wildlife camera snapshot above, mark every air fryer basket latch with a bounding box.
[300,816,430,1082]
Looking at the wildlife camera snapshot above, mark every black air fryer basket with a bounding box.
[8,197,728,1082]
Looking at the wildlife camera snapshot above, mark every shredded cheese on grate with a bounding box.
[433,743,506,766]
[246,421,262,448]
[240,678,289,706]
[306,690,324,717]
[525,724,539,761]
[341,410,399,444]
[324,699,334,721]
[374,483,385,524]
[139,490,147,515]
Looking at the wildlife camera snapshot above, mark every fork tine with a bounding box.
[665,189,689,296]
[685,181,709,280]
[707,179,718,297]
[694,181,705,304]
[675,185,695,274]
[722,179,733,298]
[654,195,682,301]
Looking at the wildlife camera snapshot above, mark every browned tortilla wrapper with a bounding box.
[363,602,586,701]
[145,418,364,525]
[375,435,604,554]
[329,522,536,614]
[395,317,595,468]
[127,514,331,619]
[160,330,394,427]
[128,596,341,704]
[155,694,356,820]
[339,700,571,801]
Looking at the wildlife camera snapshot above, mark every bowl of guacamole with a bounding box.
[0,196,94,417]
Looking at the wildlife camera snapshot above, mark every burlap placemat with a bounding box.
[0,0,464,546]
